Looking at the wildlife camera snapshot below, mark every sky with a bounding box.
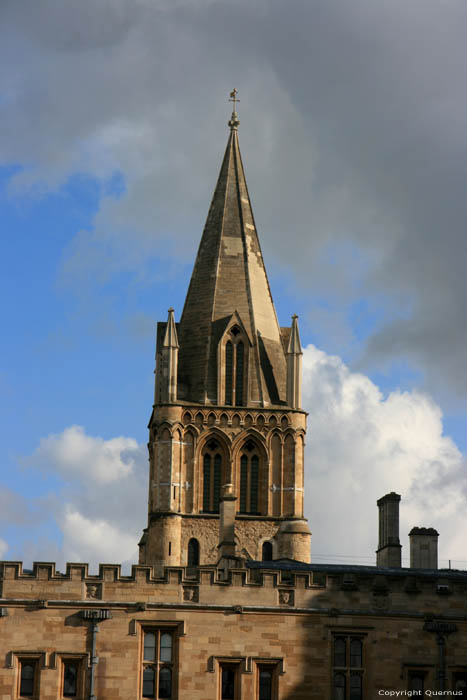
[1,0,467,572]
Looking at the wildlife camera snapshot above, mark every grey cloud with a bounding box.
[2,0,467,397]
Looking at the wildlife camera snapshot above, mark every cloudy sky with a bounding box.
[1,0,467,571]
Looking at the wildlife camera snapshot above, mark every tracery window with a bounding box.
[202,440,222,513]
[224,326,247,406]
[239,440,260,515]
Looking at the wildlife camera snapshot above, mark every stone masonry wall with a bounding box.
[2,561,467,698]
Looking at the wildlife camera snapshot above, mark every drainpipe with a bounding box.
[81,609,112,700]
[436,634,446,691]
[423,620,457,691]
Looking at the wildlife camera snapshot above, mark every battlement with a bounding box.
[2,560,467,619]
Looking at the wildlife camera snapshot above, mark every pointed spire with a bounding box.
[156,307,179,404]
[163,308,179,348]
[286,314,302,410]
[177,100,286,406]
[287,314,303,355]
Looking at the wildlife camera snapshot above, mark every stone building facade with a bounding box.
[1,104,467,699]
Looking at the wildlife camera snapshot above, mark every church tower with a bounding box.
[139,95,311,571]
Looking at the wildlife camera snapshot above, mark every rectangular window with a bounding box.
[453,672,467,697]
[142,630,174,699]
[17,659,38,699]
[332,636,364,700]
[60,656,85,699]
[256,663,278,700]
[219,663,239,700]
[408,671,425,693]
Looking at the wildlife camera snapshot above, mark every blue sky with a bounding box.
[1,0,467,570]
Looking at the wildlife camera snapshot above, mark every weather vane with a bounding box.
[229,88,240,111]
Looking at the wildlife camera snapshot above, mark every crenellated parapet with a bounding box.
[2,560,467,618]
[2,559,467,700]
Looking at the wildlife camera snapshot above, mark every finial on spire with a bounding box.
[229,88,240,110]
[228,88,240,130]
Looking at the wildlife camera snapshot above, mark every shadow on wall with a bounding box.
[276,574,467,699]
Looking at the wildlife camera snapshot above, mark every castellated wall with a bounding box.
[2,560,467,698]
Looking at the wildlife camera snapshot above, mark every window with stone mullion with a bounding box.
[332,636,363,700]
[203,449,222,513]
[224,331,246,406]
[142,630,173,699]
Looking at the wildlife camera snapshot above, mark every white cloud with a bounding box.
[302,344,467,567]
[11,349,467,570]
[60,506,138,568]
[19,425,147,569]
[32,425,138,484]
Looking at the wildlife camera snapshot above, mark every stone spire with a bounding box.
[177,101,287,406]
[286,314,303,409]
[156,307,179,404]
[140,100,311,571]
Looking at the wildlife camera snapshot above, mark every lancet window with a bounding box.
[187,538,200,566]
[239,440,261,515]
[202,440,223,513]
[223,325,247,406]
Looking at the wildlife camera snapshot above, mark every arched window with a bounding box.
[223,326,247,406]
[262,541,273,561]
[202,440,222,513]
[239,440,260,514]
[235,341,244,404]
[187,538,200,566]
[350,639,362,667]
[19,662,36,697]
[334,638,346,667]
[225,342,233,405]
[332,636,364,700]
